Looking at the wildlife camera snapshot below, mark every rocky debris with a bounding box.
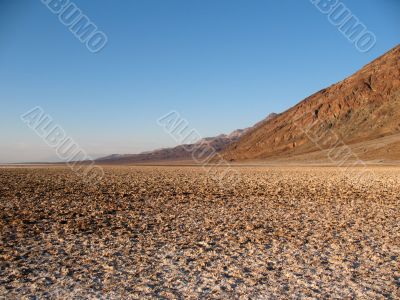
[0,166,399,298]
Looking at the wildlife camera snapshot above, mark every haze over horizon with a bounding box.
[1,0,399,163]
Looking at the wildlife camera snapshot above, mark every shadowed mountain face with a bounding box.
[220,45,400,161]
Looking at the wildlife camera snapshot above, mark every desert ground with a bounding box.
[0,166,399,299]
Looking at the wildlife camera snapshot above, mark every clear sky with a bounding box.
[0,0,399,163]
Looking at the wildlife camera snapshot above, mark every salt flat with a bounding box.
[0,166,399,299]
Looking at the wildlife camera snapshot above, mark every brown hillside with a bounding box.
[221,45,400,161]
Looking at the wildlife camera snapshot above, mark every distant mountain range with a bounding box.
[96,129,246,164]
[98,44,400,164]
[97,113,278,164]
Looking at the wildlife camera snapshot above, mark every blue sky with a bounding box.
[0,0,399,162]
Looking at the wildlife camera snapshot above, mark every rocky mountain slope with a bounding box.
[220,45,400,162]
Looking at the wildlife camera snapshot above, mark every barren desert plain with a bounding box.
[0,165,399,299]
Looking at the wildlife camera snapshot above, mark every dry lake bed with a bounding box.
[0,166,399,299]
